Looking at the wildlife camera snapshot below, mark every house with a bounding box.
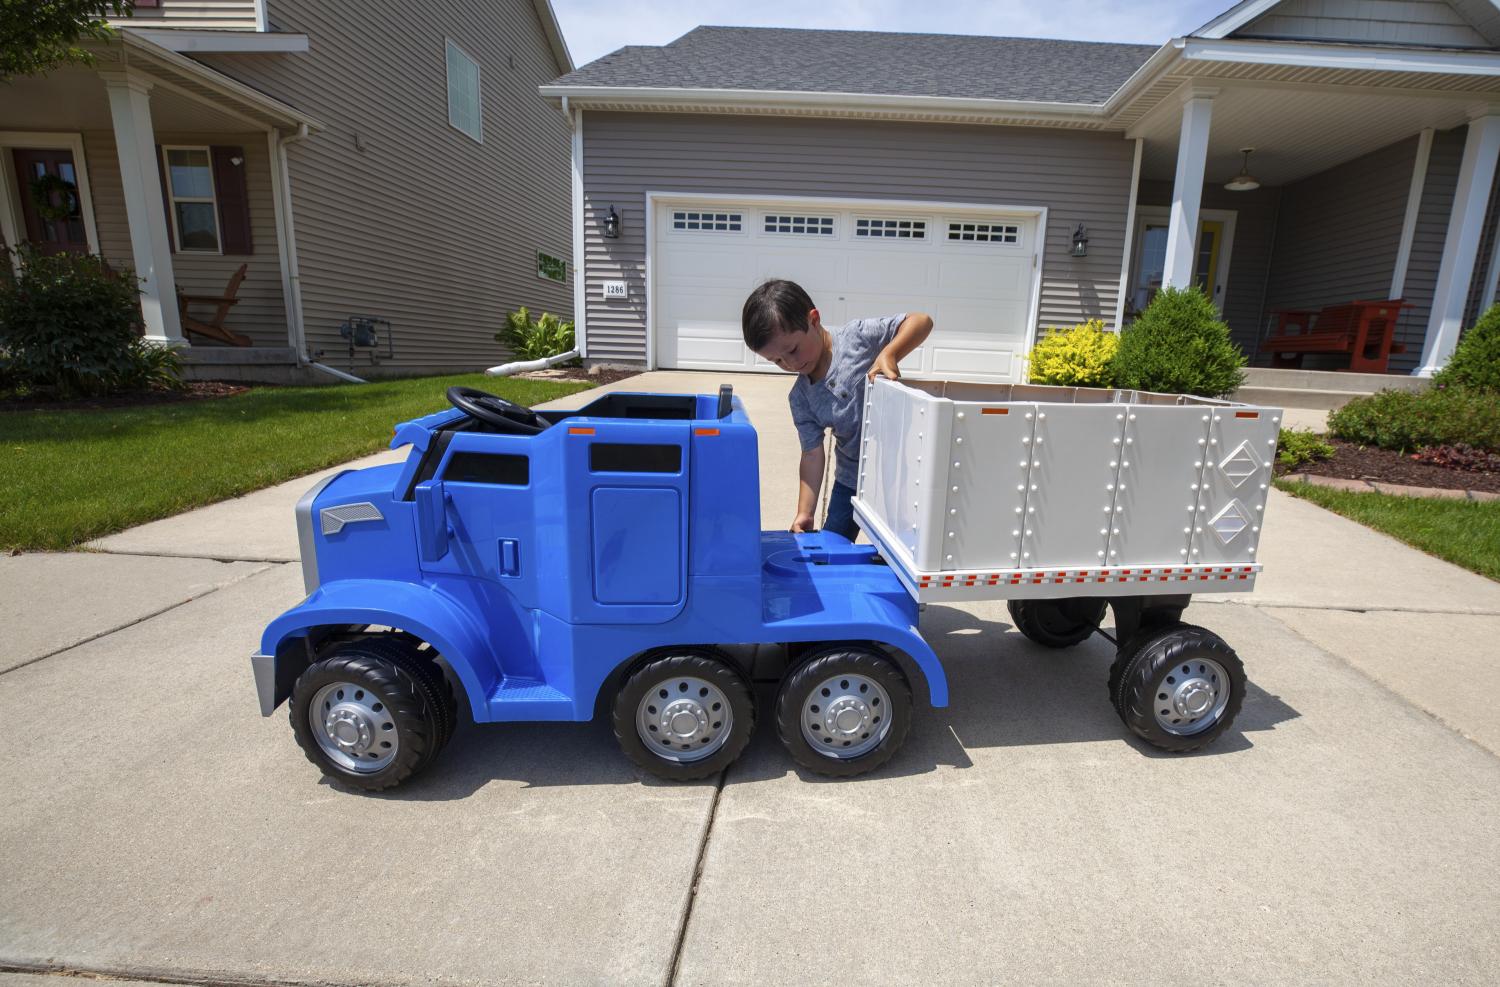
[544,0,1500,383]
[1,0,575,381]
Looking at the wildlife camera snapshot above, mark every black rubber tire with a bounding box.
[775,646,912,778]
[346,636,459,751]
[1008,598,1106,648]
[611,649,756,781]
[289,644,447,792]
[1112,624,1246,752]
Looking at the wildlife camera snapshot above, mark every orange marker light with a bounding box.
[568,427,595,435]
[694,428,720,436]
[981,408,1009,415]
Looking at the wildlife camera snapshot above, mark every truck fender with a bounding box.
[857,595,949,708]
[255,579,496,719]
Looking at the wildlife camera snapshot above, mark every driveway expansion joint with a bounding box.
[0,960,412,987]
[666,766,729,987]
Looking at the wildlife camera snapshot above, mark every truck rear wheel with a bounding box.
[289,642,449,792]
[775,646,912,777]
[612,649,755,781]
[1110,624,1246,752]
[1008,598,1106,648]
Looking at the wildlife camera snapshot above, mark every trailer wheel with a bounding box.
[1111,624,1246,752]
[775,646,912,777]
[612,649,755,781]
[1008,598,1106,648]
[289,643,448,792]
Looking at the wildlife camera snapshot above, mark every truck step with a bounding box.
[485,678,576,722]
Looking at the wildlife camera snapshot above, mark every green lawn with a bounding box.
[1276,480,1500,581]
[0,373,593,552]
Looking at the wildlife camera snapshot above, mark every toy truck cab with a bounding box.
[256,384,942,790]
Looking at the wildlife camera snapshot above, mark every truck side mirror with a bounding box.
[414,480,449,562]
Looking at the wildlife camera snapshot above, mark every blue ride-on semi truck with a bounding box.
[257,382,1271,790]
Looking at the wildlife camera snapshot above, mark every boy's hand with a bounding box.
[791,512,817,533]
[868,349,902,382]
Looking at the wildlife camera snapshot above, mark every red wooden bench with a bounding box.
[1262,298,1408,373]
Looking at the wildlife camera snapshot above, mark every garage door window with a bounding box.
[672,210,742,232]
[764,214,835,236]
[948,221,1019,244]
[855,217,927,240]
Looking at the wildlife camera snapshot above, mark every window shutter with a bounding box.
[211,145,253,255]
[154,144,175,252]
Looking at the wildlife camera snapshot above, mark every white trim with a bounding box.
[1133,206,1238,314]
[1390,128,1434,300]
[1114,137,1143,331]
[159,144,223,254]
[268,130,299,352]
[0,131,102,259]
[1180,37,1500,76]
[254,0,268,32]
[530,0,574,72]
[1164,93,1214,288]
[120,31,320,130]
[444,38,484,144]
[1192,0,1282,40]
[1416,113,1500,375]
[644,190,1048,379]
[571,108,587,359]
[122,28,308,52]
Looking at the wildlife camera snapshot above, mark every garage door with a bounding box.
[653,200,1041,382]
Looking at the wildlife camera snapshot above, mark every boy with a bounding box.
[741,279,933,541]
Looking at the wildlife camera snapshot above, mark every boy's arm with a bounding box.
[793,445,825,532]
[868,312,935,381]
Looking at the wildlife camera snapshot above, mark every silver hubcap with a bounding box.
[311,681,398,772]
[800,674,892,759]
[636,676,734,763]
[1153,657,1231,735]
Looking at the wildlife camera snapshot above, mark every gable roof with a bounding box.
[549,26,1157,105]
[1193,0,1500,46]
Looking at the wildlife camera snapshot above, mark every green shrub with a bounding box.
[1433,302,1500,394]
[1277,427,1335,469]
[495,306,577,364]
[0,247,179,398]
[1111,287,1247,397]
[1027,318,1118,387]
[1328,387,1500,452]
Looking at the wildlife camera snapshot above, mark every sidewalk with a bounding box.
[3,371,1498,985]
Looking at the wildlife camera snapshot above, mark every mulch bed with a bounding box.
[1278,438,1500,494]
[1,380,249,413]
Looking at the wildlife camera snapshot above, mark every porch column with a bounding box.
[1163,89,1216,289]
[1415,110,1500,376]
[101,70,184,346]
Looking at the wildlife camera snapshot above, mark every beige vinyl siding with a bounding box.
[580,112,1135,364]
[1395,126,1465,370]
[80,129,288,347]
[1262,134,1418,368]
[1136,181,1282,360]
[110,1,259,30]
[1240,0,1491,47]
[197,0,572,374]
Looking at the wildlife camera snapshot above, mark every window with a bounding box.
[443,452,529,486]
[856,217,926,240]
[161,147,220,252]
[672,210,741,232]
[446,40,482,142]
[764,214,835,236]
[947,221,1019,244]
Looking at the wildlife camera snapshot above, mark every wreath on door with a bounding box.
[27,173,78,223]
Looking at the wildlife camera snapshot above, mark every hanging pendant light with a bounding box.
[1224,147,1261,192]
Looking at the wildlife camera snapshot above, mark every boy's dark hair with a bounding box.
[741,279,816,352]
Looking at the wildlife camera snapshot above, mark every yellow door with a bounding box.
[1195,220,1224,306]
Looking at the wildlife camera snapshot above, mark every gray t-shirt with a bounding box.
[789,314,906,490]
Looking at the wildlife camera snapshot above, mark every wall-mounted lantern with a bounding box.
[602,205,621,239]
[1070,223,1089,257]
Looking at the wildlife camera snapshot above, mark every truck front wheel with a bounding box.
[612,649,756,781]
[775,646,912,777]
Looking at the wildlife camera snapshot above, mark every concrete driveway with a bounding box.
[3,371,1498,986]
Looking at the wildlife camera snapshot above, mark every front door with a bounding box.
[1130,208,1235,316]
[12,149,90,255]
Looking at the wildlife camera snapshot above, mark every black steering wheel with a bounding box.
[446,385,546,434]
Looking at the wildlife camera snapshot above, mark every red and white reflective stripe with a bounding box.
[917,564,1256,590]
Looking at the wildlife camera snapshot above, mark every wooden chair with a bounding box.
[1262,298,1408,373]
[178,264,252,347]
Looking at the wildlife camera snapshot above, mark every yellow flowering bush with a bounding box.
[1026,319,1118,387]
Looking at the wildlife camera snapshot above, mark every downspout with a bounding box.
[276,123,361,383]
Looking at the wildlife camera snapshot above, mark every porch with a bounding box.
[1116,39,1500,379]
[0,31,318,369]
